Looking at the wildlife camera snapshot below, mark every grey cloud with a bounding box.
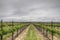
[0,0,60,22]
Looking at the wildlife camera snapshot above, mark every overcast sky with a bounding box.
[0,0,60,22]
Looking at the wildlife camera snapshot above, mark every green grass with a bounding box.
[25,24,41,40]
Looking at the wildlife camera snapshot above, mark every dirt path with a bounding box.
[47,32,59,40]
[25,24,41,40]
[25,24,48,40]
[15,26,29,40]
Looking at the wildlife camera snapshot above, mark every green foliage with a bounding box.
[36,23,60,36]
[0,22,28,35]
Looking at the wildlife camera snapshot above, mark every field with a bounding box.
[0,21,60,40]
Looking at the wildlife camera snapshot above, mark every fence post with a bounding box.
[17,29,18,37]
[46,30,48,37]
[0,20,3,40]
[52,32,53,40]
[42,24,44,35]
[51,21,54,40]
[12,21,14,40]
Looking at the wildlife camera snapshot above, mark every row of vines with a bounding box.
[0,20,29,40]
[34,22,60,40]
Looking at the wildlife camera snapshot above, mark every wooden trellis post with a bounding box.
[51,21,54,40]
[12,21,14,40]
[0,20,3,40]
